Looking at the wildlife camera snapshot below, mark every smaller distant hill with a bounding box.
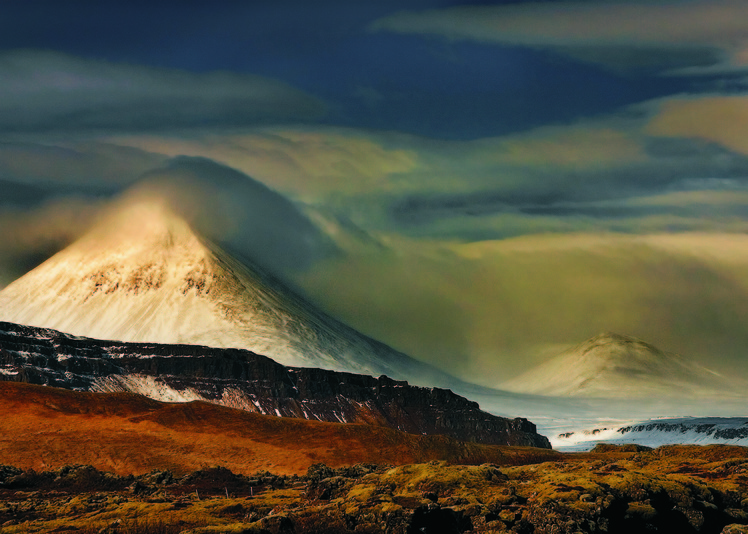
[500,332,746,399]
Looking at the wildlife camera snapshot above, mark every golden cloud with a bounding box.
[110,130,419,200]
[647,95,748,154]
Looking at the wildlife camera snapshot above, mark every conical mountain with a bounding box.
[501,332,743,398]
[0,200,448,384]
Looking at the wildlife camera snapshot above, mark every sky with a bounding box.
[4,0,748,386]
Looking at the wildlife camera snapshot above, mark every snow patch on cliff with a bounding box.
[91,374,204,403]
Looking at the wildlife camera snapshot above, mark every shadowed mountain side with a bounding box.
[0,382,560,476]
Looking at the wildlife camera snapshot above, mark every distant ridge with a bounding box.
[500,332,745,399]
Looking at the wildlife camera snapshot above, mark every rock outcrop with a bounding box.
[0,320,551,448]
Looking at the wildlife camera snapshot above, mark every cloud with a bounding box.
[110,125,649,203]
[297,232,748,385]
[0,141,167,191]
[104,121,748,241]
[108,128,420,201]
[647,94,748,154]
[370,1,748,73]
[309,130,748,239]
[0,50,325,134]
[0,197,106,288]
[125,157,337,275]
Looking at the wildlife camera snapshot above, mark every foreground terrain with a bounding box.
[1,383,748,533]
[2,445,748,533]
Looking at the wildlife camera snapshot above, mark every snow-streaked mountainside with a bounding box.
[0,200,450,385]
[553,417,748,451]
[501,332,745,399]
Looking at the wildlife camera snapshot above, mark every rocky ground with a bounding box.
[2,444,748,533]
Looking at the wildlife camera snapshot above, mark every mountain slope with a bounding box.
[501,332,745,399]
[0,200,448,385]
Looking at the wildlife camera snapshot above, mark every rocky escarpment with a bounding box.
[0,321,550,448]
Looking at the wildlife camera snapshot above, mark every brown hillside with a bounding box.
[0,382,558,476]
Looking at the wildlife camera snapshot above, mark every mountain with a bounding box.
[0,200,449,385]
[0,320,551,448]
[500,332,745,399]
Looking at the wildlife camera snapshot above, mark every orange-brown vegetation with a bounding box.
[0,382,559,477]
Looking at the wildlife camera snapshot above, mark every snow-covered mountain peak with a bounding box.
[0,198,452,385]
[54,200,217,299]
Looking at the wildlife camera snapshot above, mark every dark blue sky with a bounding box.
[0,0,701,138]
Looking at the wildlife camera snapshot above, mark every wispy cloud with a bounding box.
[647,94,748,153]
[104,119,748,242]
[0,50,325,134]
[0,141,167,192]
[0,197,106,288]
[371,1,748,73]
[128,157,337,274]
[109,129,419,200]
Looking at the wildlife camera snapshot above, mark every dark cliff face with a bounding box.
[0,321,550,448]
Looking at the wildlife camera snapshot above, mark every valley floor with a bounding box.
[2,445,748,533]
